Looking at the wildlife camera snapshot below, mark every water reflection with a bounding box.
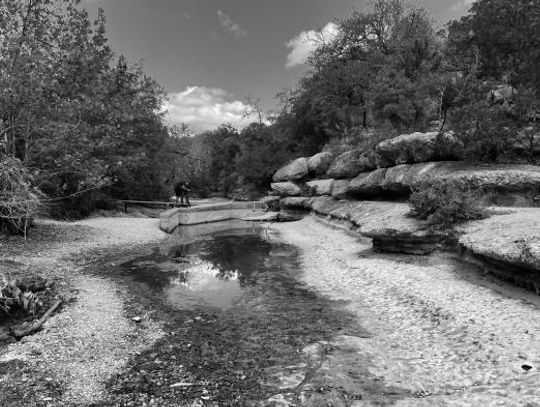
[166,261,241,309]
[120,228,303,311]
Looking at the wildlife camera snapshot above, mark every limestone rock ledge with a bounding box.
[280,196,451,255]
[458,208,540,292]
[280,196,540,291]
[348,161,540,204]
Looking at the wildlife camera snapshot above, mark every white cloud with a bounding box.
[163,86,256,132]
[450,0,474,13]
[217,10,247,38]
[285,22,339,68]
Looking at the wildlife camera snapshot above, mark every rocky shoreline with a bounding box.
[268,130,540,295]
[274,196,540,294]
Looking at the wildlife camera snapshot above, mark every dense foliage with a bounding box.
[1,0,539,224]
[0,0,168,221]
[183,0,539,198]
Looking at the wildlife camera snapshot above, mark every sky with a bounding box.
[82,0,473,132]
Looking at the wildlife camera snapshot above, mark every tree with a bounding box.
[281,0,442,152]
[0,0,169,218]
[444,0,540,161]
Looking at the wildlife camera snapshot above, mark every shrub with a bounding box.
[409,180,487,228]
[0,156,41,236]
[0,273,42,320]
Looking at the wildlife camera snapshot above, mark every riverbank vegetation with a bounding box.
[173,0,539,198]
[1,0,539,232]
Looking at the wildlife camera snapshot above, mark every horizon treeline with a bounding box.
[1,0,539,232]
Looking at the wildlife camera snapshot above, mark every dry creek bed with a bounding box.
[0,216,539,406]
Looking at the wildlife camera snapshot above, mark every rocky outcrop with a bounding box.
[307,152,334,176]
[273,158,309,182]
[326,150,377,179]
[375,131,464,167]
[281,196,451,255]
[306,179,334,196]
[345,162,540,200]
[459,208,540,292]
[270,182,304,197]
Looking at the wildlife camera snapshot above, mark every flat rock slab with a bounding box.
[459,208,540,272]
[280,197,449,254]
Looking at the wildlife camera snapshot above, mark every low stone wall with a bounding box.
[159,201,266,233]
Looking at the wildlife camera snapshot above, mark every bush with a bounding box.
[409,180,487,228]
[0,273,42,321]
[0,157,41,235]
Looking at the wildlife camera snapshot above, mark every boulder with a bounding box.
[280,197,312,210]
[306,179,334,196]
[271,182,303,197]
[259,196,281,211]
[375,131,464,167]
[273,158,309,182]
[326,150,377,179]
[307,152,334,176]
[347,168,388,197]
[330,179,351,200]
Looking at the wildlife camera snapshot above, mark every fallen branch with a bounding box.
[10,299,62,340]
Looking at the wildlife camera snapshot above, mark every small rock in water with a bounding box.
[132,316,142,323]
[521,364,533,372]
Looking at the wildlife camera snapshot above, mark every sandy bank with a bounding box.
[272,216,540,406]
[0,217,167,406]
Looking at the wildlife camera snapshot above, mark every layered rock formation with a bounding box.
[349,162,540,200]
[265,129,540,292]
[280,197,451,255]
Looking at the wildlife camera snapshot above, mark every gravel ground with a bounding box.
[273,216,540,406]
[0,217,167,406]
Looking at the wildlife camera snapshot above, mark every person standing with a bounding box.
[180,182,191,207]
[174,181,184,206]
